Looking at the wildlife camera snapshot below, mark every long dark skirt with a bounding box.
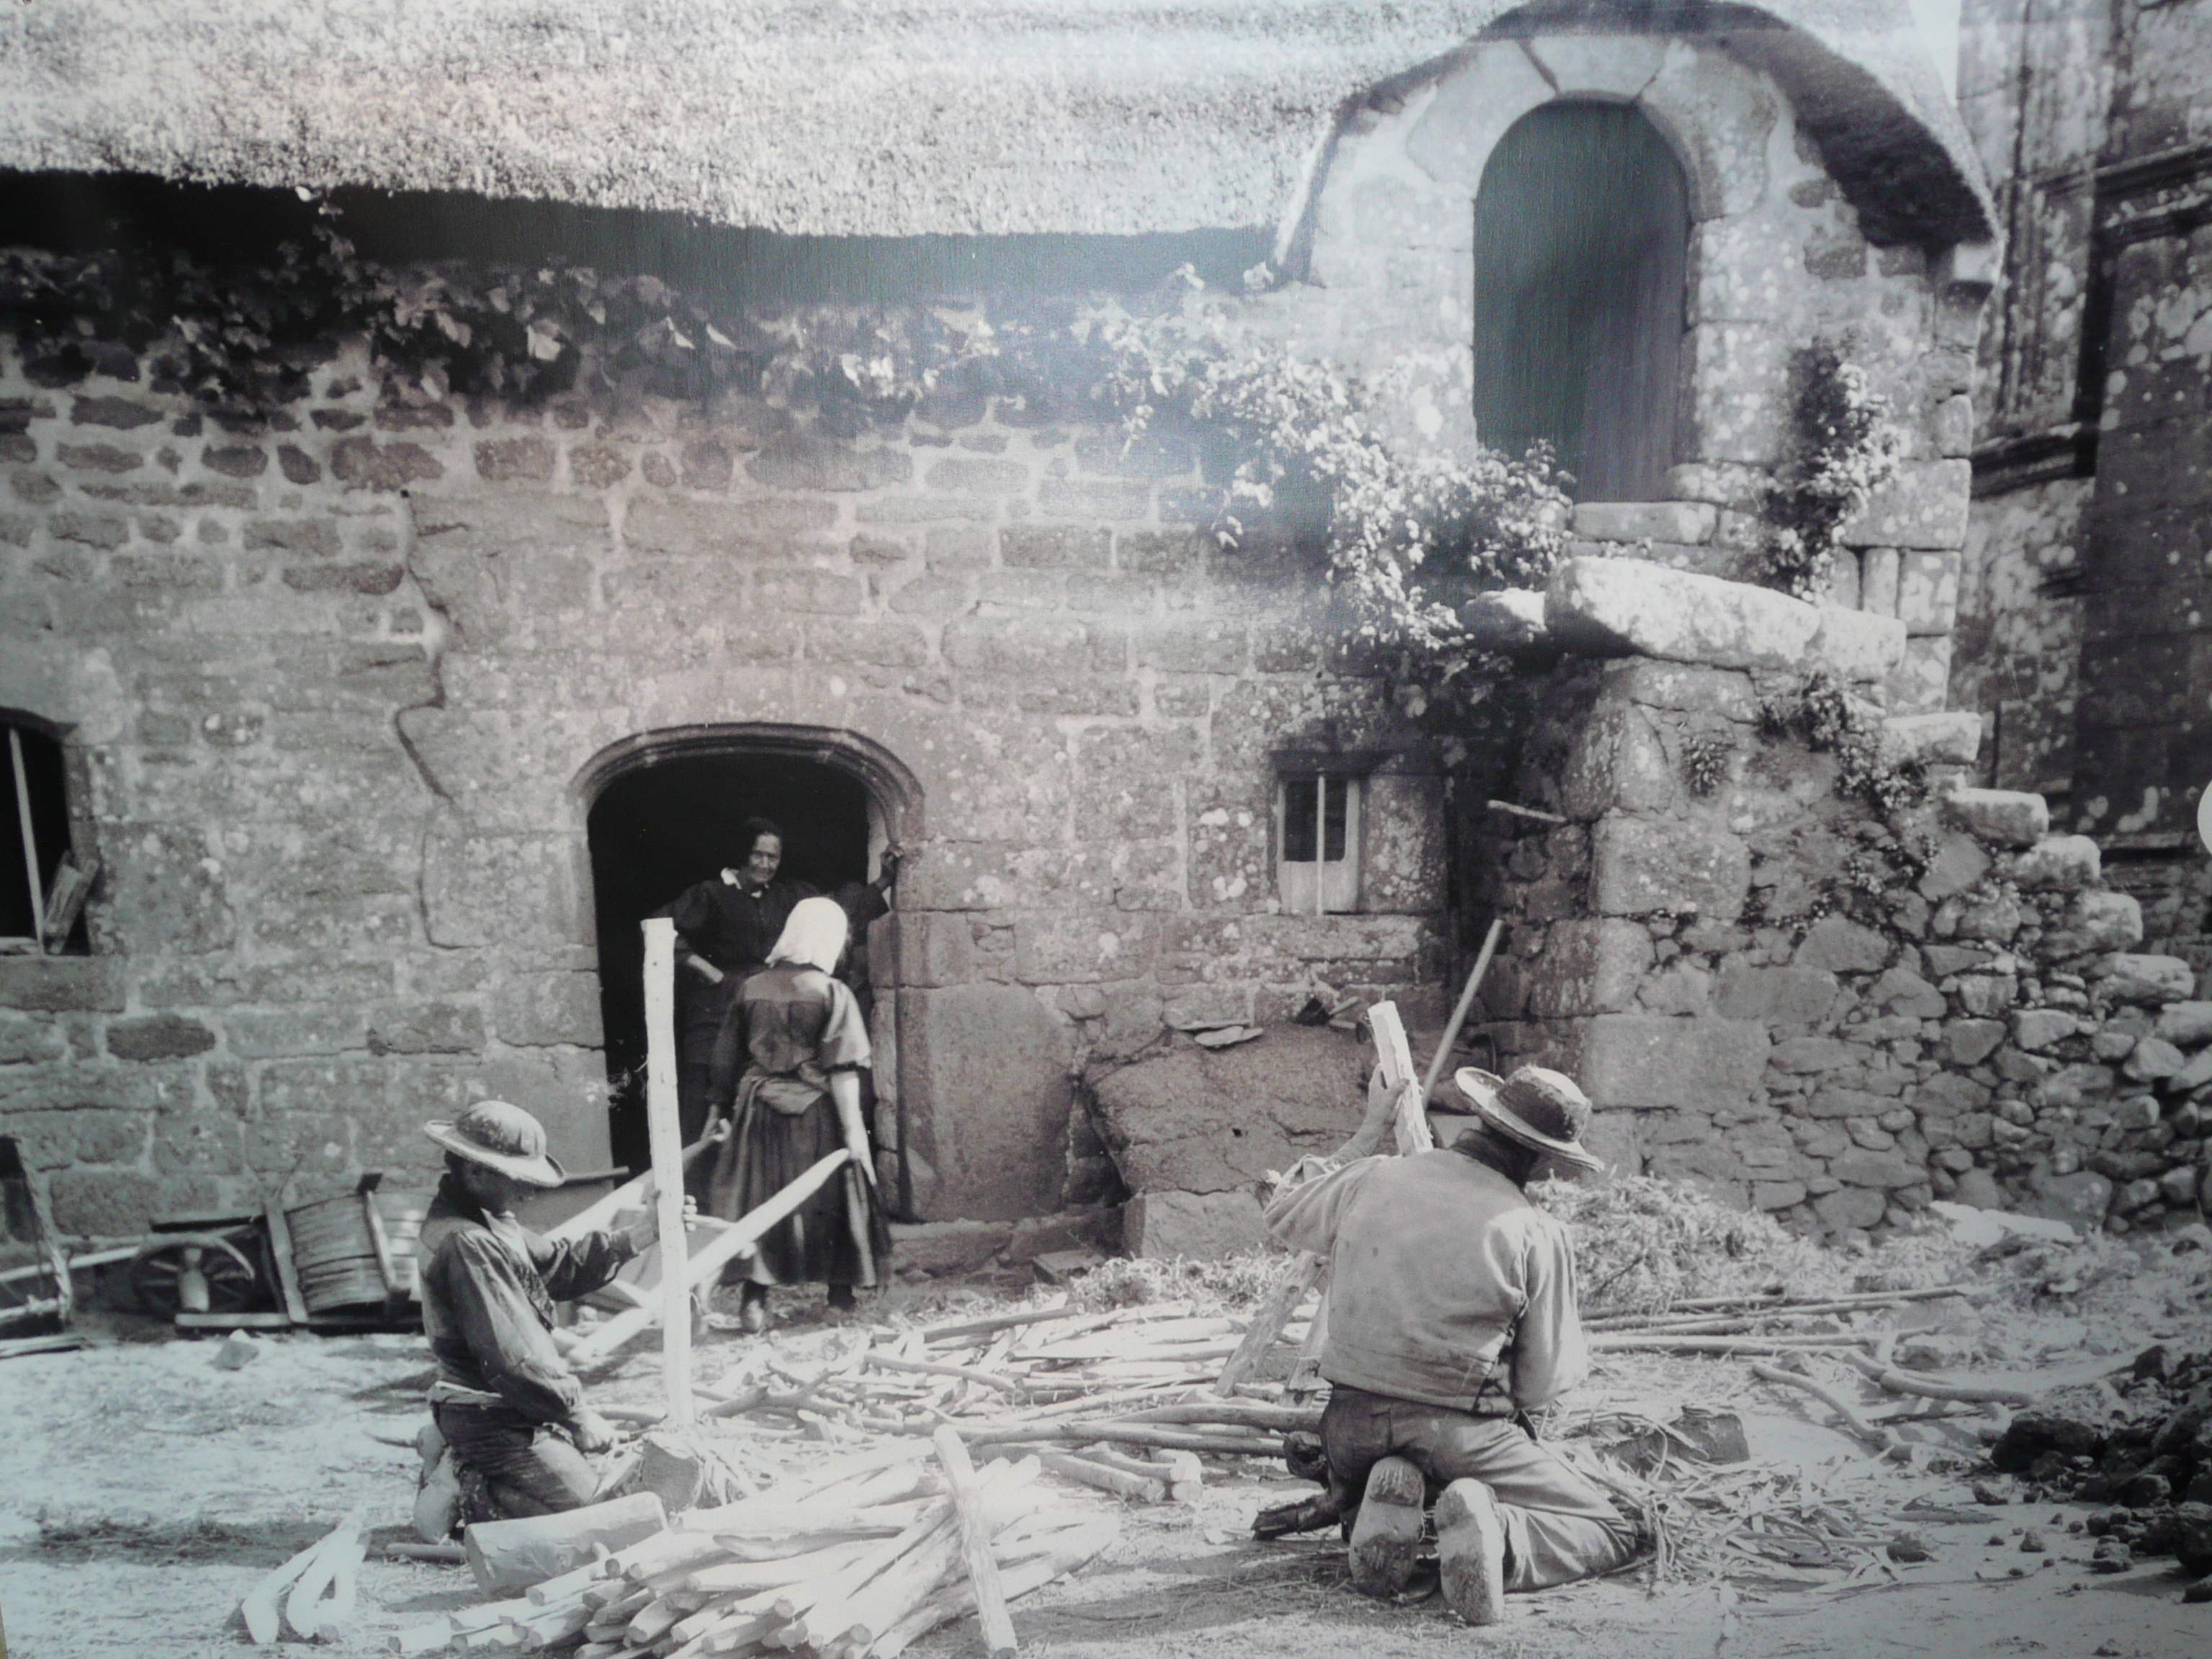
[707,1090,891,1288]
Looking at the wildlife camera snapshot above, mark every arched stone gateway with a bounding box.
[572,723,920,1204]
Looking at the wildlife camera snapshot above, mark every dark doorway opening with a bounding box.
[587,753,873,1176]
[1473,100,1689,503]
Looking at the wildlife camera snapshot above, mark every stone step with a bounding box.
[1884,711,1980,765]
[1941,786,2049,848]
[1544,556,1902,679]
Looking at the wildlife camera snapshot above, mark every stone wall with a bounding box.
[1469,559,2211,1240]
[0,25,1993,1242]
[0,331,1456,1235]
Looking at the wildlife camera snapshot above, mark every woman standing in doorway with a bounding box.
[704,895,890,1332]
[652,817,817,1155]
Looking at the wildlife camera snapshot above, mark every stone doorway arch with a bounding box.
[572,723,925,1201]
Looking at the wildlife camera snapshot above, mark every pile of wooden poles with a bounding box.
[392,1434,1120,1659]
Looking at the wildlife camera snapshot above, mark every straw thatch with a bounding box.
[0,1,1992,246]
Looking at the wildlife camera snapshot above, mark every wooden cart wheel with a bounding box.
[129,1233,261,1316]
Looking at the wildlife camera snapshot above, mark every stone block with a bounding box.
[1896,552,1961,635]
[474,437,556,483]
[622,493,837,559]
[2023,1164,2113,1231]
[1942,788,2050,848]
[1794,914,1889,974]
[1123,1189,1269,1260]
[46,1169,161,1236]
[1522,918,1653,1017]
[1637,38,1776,220]
[1006,1207,1122,1264]
[2031,1062,2116,1110]
[1013,912,1154,985]
[2126,1036,2185,1081]
[491,974,604,1048]
[1753,1179,1807,1210]
[1545,558,1820,671]
[1575,1013,1766,1111]
[1559,701,1677,819]
[887,1219,1015,1275]
[367,1004,485,1055]
[1954,974,2018,1017]
[2010,835,2102,892]
[1839,462,1972,550]
[1946,1019,2006,1064]
[1916,831,1991,903]
[1580,1108,1642,1176]
[2095,954,2196,1006]
[1589,816,1749,917]
[747,437,911,492]
[1002,526,1111,570]
[1087,1025,1366,1194]
[900,984,1074,1221]
[2011,1010,2080,1051]
[1714,964,1840,1027]
[225,1008,366,1058]
[1812,1186,1887,1231]
[1872,968,1946,1018]
[2044,889,2144,957]
[1886,712,1982,766]
[0,1012,67,1064]
[1570,501,1717,544]
[1767,1035,1856,1073]
[1399,40,1553,190]
[1600,660,1758,720]
[2154,1001,2212,1047]
[104,1015,216,1061]
[1807,608,1906,681]
[330,436,443,490]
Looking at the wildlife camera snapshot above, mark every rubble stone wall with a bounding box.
[1470,562,2212,1240]
[0,332,1458,1234]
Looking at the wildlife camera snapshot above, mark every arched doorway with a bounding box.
[1473,100,1689,503]
[578,726,920,1193]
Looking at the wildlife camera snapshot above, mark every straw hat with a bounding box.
[1451,1066,1604,1172]
[423,1100,567,1188]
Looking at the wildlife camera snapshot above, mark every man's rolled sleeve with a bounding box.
[1507,1222,1591,1411]
[1262,1154,1384,1256]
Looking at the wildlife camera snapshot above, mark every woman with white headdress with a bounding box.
[703,895,889,1331]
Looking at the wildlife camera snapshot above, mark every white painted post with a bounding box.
[640,917,693,1430]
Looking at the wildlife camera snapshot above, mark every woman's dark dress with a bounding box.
[704,963,891,1287]
[652,875,815,1144]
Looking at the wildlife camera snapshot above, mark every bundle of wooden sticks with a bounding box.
[392,1435,1120,1659]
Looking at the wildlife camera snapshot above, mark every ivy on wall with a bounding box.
[1750,341,1905,603]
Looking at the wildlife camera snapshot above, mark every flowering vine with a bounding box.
[1751,341,1905,602]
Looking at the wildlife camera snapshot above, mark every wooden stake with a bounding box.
[932,1426,1017,1658]
[561,1148,850,1367]
[641,917,694,1430]
[8,727,45,950]
[1419,917,1503,1107]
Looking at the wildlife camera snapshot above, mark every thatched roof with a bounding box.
[0,1,1992,246]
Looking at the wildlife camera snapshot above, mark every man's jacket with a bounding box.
[416,1174,635,1423]
[1263,1147,1588,1413]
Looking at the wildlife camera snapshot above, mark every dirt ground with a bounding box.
[5,1285,2210,1659]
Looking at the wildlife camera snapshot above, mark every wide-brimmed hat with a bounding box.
[1452,1066,1604,1172]
[423,1100,567,1188]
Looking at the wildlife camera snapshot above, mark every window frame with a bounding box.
[0,714,91,956]
[1270,749,1390,917]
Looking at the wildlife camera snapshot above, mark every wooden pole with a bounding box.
[8,728,45,949]
[931,1426,1017,1659]
[1419,917,1504,1107]
[640,917,694,1431]
[563,1149,850,1367]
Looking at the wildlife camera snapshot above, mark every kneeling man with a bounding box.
[1263,1064,1644,1622]
[416,1100,665,1528]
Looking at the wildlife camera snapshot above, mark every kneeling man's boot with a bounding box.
[1346,1456,1424,1596]
[1434,1478,1507,1625]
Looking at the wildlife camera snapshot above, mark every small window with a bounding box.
[1277,772,1363,914]
[2,720,88,954]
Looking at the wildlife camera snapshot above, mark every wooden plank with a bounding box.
[40,851,97,949]
[8,728,45,950]
[931,1427,1017,1659]
[1365,1000,1430,1156]
[1211,1253,1322,1398]
[641,916,694,1431]
[1419,918,1504,1106]
[562,1149,851,1368]
[263,1202,312,1326]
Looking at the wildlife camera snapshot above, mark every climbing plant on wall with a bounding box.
[1750,340,1905,603]
[1082,273,1573,744]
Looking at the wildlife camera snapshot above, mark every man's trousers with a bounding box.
[1322,1384,1643,1590]
[433,1402,598,1523]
